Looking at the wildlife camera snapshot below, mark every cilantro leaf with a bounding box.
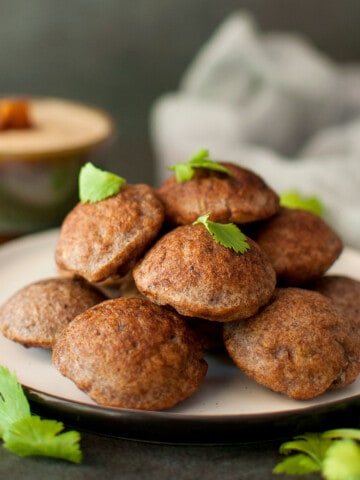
[323,429,360,442]
[323,439,360,480]
[170,162,194,183]
[0,365,82,463]
[168,149,232,183]
[274,429,360,480]
[79,162,126,203]
[278,433,331,465]
[0,366,30,437]
[273,453,321,475]
[3,416,82,464]
[280,191,324,216]
[193,213,250,254]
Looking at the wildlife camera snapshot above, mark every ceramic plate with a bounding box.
[0,230,359,444]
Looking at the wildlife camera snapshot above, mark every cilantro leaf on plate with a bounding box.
[168,149,232,183]
[193,213,250,254]
[79,162,126,203]
[280,190,324,216]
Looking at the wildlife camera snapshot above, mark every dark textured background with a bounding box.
[1,1,360,185]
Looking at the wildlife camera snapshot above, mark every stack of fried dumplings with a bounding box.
[0,161,359,410]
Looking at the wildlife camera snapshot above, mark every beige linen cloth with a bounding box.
[150,11,360,249]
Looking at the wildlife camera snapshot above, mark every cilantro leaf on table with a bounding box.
[273,429,360,479]
[0,366,82,463]
[323,429,360,441]
[79,162,126,203]
[193,213,250,254]
[273,453,321,475]
[168,149,232,183]
[280,190,324,216]
[274,433,330,475]
[3,417,82,464]
[0,366,30,437]
[323,439,360,480]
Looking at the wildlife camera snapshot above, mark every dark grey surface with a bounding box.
[1,1,360,185]
[0,430,309,480]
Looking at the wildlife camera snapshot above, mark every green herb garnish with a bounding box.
[273,429,360,479]
[280,191,324,217]
[0,365,82,463]
[168,149,232,183]
[193,213,250,254]
[79,162,126,203]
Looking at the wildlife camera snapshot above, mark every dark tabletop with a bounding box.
[0,428,310,480]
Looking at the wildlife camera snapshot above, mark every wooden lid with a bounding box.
[0,97,114,160]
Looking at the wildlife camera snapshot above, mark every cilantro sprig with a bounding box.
[193,213,250,254]
[280,190,324,217]
[79,162,126,203]
[168,149,232,183]
[0,365,82,463]
[274,429,360,479]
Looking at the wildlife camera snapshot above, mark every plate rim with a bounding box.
[25,383,360,444]
[0,229,359,444]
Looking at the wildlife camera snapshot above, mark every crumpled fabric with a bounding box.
[150,11,360,249]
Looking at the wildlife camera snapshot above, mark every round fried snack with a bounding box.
[52,297,208,410]
[55,184,164,283]
[133,223,276,322]
[0,277,106,348]
[157,162,279,226]
[306,275,360,389]
[223,288,353,400]
[252,207,343,285]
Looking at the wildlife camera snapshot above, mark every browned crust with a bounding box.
[55,184,164,283]
[133,223,276,321]
[306,275,360,388]
[252,207,343,285]
[223,288,352,400]
[0,277,106,348]
[52,297,208,410]
[157,162,279,225]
